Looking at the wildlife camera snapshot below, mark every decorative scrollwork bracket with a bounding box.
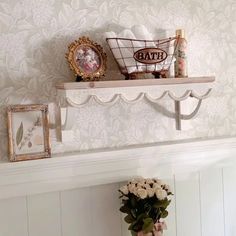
[62,88,212,130]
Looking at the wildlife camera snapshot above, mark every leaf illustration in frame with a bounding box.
[16,122,23,146]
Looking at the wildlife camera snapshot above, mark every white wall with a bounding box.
[1,165,235,236]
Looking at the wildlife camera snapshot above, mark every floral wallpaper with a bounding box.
[0,0,236,160]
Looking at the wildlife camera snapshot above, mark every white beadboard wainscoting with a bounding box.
[0,166,236,236]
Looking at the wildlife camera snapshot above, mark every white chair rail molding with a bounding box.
[0,136,236,200]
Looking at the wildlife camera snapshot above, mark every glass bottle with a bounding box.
[174,29,188,78]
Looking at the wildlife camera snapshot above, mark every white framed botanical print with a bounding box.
[7,104,51,162]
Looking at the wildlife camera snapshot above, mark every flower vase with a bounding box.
[137,222,167,236]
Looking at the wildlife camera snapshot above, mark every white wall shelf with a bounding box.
[56,76,215,134]
[0,136,235,200]
[56,77,215,89]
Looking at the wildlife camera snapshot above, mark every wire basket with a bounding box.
[106,37,178,79]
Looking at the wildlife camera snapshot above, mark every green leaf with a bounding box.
[16,122,23,146]
[120,205,130,214]
[154,199,171,209]
[122,199,128,205]
[150,208,161,222]
[128,221,137,231]
[144,202,152,213]
[142,218,154,233]
[137,213,148,221]
[161,210,168,218]
[128,223,134,231]
[124,214,135,223]
[129,220,142,232]
[131,195,137,208]
[131,209,137,218]
[131,230,137,236]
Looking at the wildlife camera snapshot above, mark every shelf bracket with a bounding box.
[173,99,203,130]
[175,101,181,130]
[61,89,212,131]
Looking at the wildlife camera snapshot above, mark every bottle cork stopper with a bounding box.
[176,29,185,38]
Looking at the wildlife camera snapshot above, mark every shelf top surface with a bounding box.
[56,76,215,90]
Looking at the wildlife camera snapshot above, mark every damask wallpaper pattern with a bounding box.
[0,0,236,160]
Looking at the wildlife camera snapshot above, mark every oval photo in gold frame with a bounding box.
[66,36,107,81]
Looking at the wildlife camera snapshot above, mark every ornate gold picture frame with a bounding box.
[66,36,107,81]
[7,104,51,162]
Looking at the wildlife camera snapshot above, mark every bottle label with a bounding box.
[175,38,187,77]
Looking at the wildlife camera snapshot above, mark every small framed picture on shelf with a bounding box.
[66,36,107,81]
[7,104,51,162]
